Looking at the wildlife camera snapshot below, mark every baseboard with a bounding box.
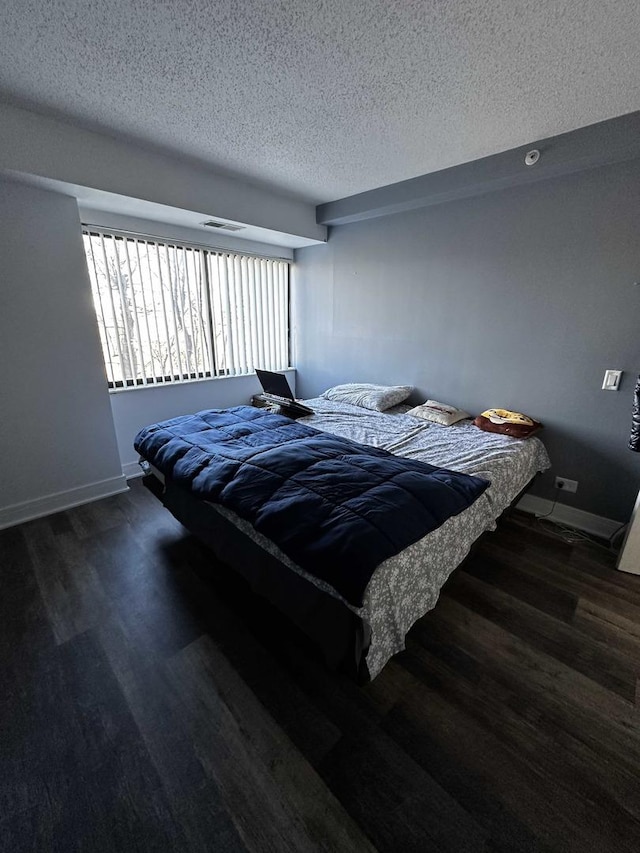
[516,494,620,539]
[0,474,129,531]
[122,460,145,479]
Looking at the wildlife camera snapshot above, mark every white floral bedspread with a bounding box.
[212,398,551,678]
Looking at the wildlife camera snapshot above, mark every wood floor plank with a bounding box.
[66,494,128,539]
[381,665,565,853]
[396,639,640,852]
[0,629,188,851]
[96,617,248,853]
[22,518,110,645]
[209,621,344,767]
[99,528,343,768]
[418,596,640,791]
[0,526,53,660]
[519,542,640,606]
[572,597,640,667]
[445,570,639,701]
[481,540,640,623]
[481,524,637,600]
[164,635,378,853]
[86,525,203,662]
[250,638,489,853]
[462,552,579,623]
[318,730,487,853]
[4,478,640,853]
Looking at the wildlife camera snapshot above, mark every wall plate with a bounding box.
[602,369,622,390]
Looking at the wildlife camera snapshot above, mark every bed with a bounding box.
[136,397,550,680]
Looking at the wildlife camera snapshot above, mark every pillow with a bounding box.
[321,383,412,412]
[406,400,470,426]
[474,408,542,438]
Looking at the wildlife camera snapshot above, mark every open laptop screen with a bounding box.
[255,369,295,401]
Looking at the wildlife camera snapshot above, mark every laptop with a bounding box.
[255,369,313,415]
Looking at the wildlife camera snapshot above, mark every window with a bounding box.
[83,229,290,389]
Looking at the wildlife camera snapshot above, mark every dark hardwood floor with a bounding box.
[2,478,640,852]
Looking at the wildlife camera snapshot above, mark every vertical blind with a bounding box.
[83,230,290,389]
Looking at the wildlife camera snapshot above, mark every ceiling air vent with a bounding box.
[201,219,245,232]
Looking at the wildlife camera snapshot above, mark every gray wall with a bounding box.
[293,160,640,522]
[0,179,123,514]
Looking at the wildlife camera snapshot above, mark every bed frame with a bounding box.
[143,468,537,682]
[147,474,372,681]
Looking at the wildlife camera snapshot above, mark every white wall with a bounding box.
[110,370,296,475]
[0,178,126,528]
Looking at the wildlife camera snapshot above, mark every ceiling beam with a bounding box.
[0,102,326,244]
[317,111,640,226]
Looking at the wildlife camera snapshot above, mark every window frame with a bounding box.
[82,226,291,392]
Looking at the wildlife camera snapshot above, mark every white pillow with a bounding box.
[321,383,413,412]
[406,400,470,426]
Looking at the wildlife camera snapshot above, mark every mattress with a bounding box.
[207,398,551,678]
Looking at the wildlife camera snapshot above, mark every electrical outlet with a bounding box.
[555,476,578,493]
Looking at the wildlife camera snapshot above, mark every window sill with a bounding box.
[107,368,295,394]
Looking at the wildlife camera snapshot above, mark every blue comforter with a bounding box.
[134,406,489,606]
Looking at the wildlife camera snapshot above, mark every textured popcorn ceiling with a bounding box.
[1,0,639,203]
